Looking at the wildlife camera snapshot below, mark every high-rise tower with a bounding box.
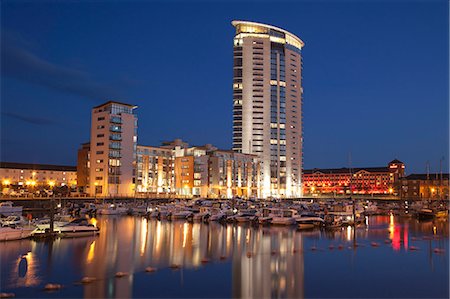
[89,101,138,197]
[231,21,304,198]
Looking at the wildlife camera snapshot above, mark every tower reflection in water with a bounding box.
[80,217,304,298]
[232,226,304,299]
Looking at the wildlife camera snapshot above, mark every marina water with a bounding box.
[1,215,448,298]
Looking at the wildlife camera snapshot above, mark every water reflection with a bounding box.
[0,216,448,298]
[232,226,304,298]
[9,250,40,288]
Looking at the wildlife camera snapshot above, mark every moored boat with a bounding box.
[0,201,23,216]
[415,208,435,221]
[296,216,324,230]
[97,204,128,215]
[0,226,34,241]
[32,218,99,238]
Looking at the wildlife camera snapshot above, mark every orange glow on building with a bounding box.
[303,159,405,196]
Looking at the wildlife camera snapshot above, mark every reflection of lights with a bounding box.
[388,213,395,240]
[182,222,188,248]
[90,218,97,227]
[226,225,232,251]
[140,218,148,256]
[404,224,408,250]
[87,241,96,264]
[13,251,40,287]
[346,226,352,241]
[57,203,61,208]
[365,216,369,226]
[155,221,161,251]
[237,226,242,243]
[433,226,437,235]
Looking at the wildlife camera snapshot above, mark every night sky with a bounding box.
[1,1,448,174]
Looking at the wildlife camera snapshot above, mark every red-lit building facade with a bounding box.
[302,159,405,196]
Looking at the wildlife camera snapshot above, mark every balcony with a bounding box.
[110,116,122,124]
[110,125,122,133]
[109,135,122,141]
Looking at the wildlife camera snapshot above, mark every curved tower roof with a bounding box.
[231,20,305,49]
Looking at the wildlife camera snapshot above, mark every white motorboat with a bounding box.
[270,209,297,226]
[58,218,100,237]
[34,214,73,230]
[209,211,225,222]
[129,205,148,215]
[32,218,99,237]
[296,216,324,230]
[171,210,193,220]
[235,210,257,223]
[97,204,128,215]
[0,201,23,216]
[0,215,28,227]
[193,207,210,222]
[323,214,343,228]
[0,226,34,241]
[256,208,272,224]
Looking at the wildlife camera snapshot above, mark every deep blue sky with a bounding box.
[1,1,448,174]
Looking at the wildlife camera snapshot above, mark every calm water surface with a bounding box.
[1,216,448,298]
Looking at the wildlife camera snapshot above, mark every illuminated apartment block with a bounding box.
[89,101,137,197]
[208,150,260,198]
[0,162,77,188]
[136,145,174,195]
[135,139,260,198]
[174,144,211,197]
[232,20,304,198]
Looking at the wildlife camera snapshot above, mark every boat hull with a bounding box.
[0,227,34,241]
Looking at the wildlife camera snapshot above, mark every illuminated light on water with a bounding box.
[392,227,401,251]
[182,222,188,248]
[226,225,232,250]
[140,218,148,256]
[1,216,448,298]
[365,216,369,227]
[87,241,96,264]
[388,213,395,240]
[346,226,352,241]
[404,224,409,250]
[237,226,242,244]
[12,252,40,287]
[155,221,162,252]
